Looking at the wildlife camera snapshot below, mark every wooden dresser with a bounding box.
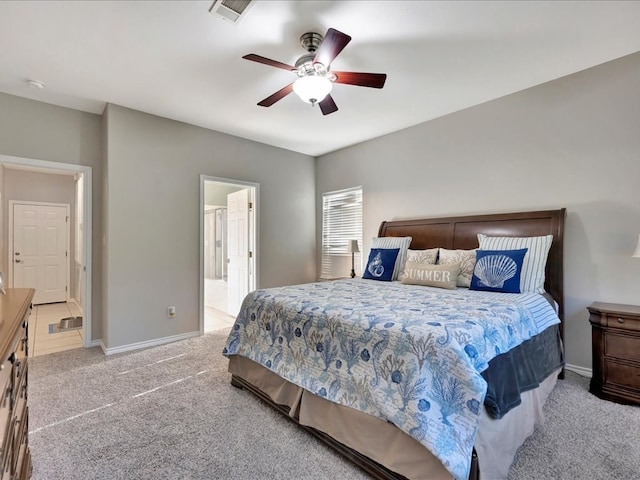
[1,288,35,480]
[588,301,640,405]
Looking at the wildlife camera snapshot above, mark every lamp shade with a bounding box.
[347,240,360,253]
[293,75,332,104]
[633,234,640,258]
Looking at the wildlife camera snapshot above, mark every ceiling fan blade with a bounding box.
[243,54,295,71]
[318,95,338,116]
[257,83,294,107]
[314,28,351,67]
[332,71,387,89]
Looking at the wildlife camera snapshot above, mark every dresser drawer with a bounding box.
[605,332,640,363]
[606,313,640,332]
[0,403,10,471]
[17,447,30,480]
[11,406,28,476]
[0,357,11,400]
[0,418,12,479]
[13,359,27,407]
[605,359,640,391]
[0,369,13,464]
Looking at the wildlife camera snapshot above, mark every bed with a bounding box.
[223,208,566,480]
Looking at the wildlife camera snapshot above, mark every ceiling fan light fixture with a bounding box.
[293,75,332,105]
[243,27,385,115]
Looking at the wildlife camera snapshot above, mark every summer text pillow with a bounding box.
[401,262,460,290]
[370,236,412,281]
[470,249,527,293]
[477,234,553,293]
[362,248,400,282]
[406,248,438,265]
[437,248,477,287]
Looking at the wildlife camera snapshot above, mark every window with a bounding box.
[321,187,363,280]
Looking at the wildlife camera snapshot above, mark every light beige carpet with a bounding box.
[28,329,640,479]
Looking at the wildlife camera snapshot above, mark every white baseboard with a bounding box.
[68,298,82,310]
[565,363,592,378]
[88,339,102,348]
[101,331,200,356]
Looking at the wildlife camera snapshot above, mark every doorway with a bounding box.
[200,176,258,333]
[1,154,93,348]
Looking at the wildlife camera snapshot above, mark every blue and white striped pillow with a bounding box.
[370,236,412,281]
[477,234,553,294]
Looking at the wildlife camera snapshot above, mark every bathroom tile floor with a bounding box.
[204,277,235,332]
[205,305,236,332]
[29,301,84,357]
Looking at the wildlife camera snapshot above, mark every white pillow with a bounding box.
[477,234,552,293]
[370,236,412,281]
[437,248,477,287]
[406,248,438,265]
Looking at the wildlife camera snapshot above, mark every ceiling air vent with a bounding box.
[209,0,255,24]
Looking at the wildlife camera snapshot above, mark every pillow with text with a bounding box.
[401,261,461,289]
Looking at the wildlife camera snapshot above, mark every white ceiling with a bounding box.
[1,1,640,157]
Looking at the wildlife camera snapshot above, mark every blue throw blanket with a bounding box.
[223,279,560,480]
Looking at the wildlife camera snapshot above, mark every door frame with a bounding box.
[8,200,71,304]
[1,154,93,348]
[199,175,259,334]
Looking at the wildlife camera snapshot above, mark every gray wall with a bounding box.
[5,50,638,366]
[316,51,640,372]
[0,93,316,351]
[3,169,78,298]
[102,104,316,348]
[0,92,104,339]
[101,106,110,345]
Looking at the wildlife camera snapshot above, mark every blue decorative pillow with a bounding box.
[362,248,400,282]
[477,234,552,293]
[470,248,528,293]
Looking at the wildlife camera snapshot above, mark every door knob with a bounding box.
[15,252,20,255]
[15,259,22,263]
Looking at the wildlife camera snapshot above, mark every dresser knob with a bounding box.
[617,317,625,324]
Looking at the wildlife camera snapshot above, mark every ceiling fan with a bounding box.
[242,28,387,115]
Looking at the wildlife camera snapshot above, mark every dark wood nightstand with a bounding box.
[588,302,640,405]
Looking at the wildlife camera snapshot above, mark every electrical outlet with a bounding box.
[168,306,176,318]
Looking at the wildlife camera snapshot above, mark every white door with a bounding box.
[12,203,69,305]
[227,189,250,317]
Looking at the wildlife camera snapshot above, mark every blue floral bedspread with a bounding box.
[222,279,560,480]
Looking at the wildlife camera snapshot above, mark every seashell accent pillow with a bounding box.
[437,248,477,287]
[401,262,461,290]
[370,236,412,281]
[406,248,439,265]
[470,248,528,293]
[362,248,400,282]
[477,234,553,293]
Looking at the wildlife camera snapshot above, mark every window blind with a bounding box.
[321,187,363,280]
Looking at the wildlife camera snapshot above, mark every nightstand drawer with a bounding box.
[605,333,640,363]
[605,360,640,391]
[606,314,640,332]
[589,301,640,405]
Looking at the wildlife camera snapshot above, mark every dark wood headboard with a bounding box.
[378,209,566,324]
